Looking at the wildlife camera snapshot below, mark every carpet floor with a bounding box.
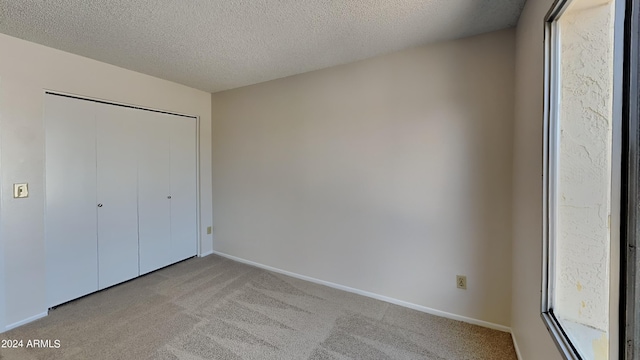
[0,255,517,360]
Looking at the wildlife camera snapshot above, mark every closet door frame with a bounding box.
[43,90,202,261]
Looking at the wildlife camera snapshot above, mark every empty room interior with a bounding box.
[0,0,629,359]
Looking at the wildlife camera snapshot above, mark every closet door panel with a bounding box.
[96,104,139,289]
[138,111,172,274]
[44,94,98,307]
[170,116,198,262]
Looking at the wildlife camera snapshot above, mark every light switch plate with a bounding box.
[207,226,212,234]
[13,183,28,198]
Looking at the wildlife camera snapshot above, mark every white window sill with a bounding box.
[557,317,609,360]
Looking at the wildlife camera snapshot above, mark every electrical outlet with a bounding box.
[13,183,28,198]
[207,226,212,235]
[456,275,467,290]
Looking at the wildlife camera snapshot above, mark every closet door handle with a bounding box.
[97,203,103,208]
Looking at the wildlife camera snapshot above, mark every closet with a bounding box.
[44,94,197,307]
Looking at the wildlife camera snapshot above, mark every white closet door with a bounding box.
[96,104,139,289]
[138,111,172,274]
[44,94,98,307]
[169,116,198,262]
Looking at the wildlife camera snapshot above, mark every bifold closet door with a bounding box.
[169,116,198,262]
[95,104,139,289]
[138,111,172,274]
[46,95,198,305]
[45,94,98,307]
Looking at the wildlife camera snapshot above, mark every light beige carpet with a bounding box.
[0,255,517,359]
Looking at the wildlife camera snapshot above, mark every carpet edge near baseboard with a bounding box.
[3,311,48,333]
[511,331,524,360]
[211,250,512,334]
[199,250,214,258]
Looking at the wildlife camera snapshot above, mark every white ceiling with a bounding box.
[0,0,526,93]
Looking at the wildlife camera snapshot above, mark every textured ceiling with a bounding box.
[0,0,526,93]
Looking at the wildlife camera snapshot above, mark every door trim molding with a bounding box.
[43,90,196,118]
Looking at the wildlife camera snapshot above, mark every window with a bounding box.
[542,0,625,359]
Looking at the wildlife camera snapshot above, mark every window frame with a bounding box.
[541,0,626,359]
[541,2,579,357]
[621,0,639,358]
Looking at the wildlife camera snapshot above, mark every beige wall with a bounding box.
[212,29,515,327]
[511,0,565,358]
[0,33,213,331]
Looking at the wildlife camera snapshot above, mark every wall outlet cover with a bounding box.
[456,275,467,290]
[13,183,28,198]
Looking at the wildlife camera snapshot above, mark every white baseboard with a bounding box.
[512,331,523,360]
[212,251,512,333]
[4,311,48,332]
[199,250,214,257]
